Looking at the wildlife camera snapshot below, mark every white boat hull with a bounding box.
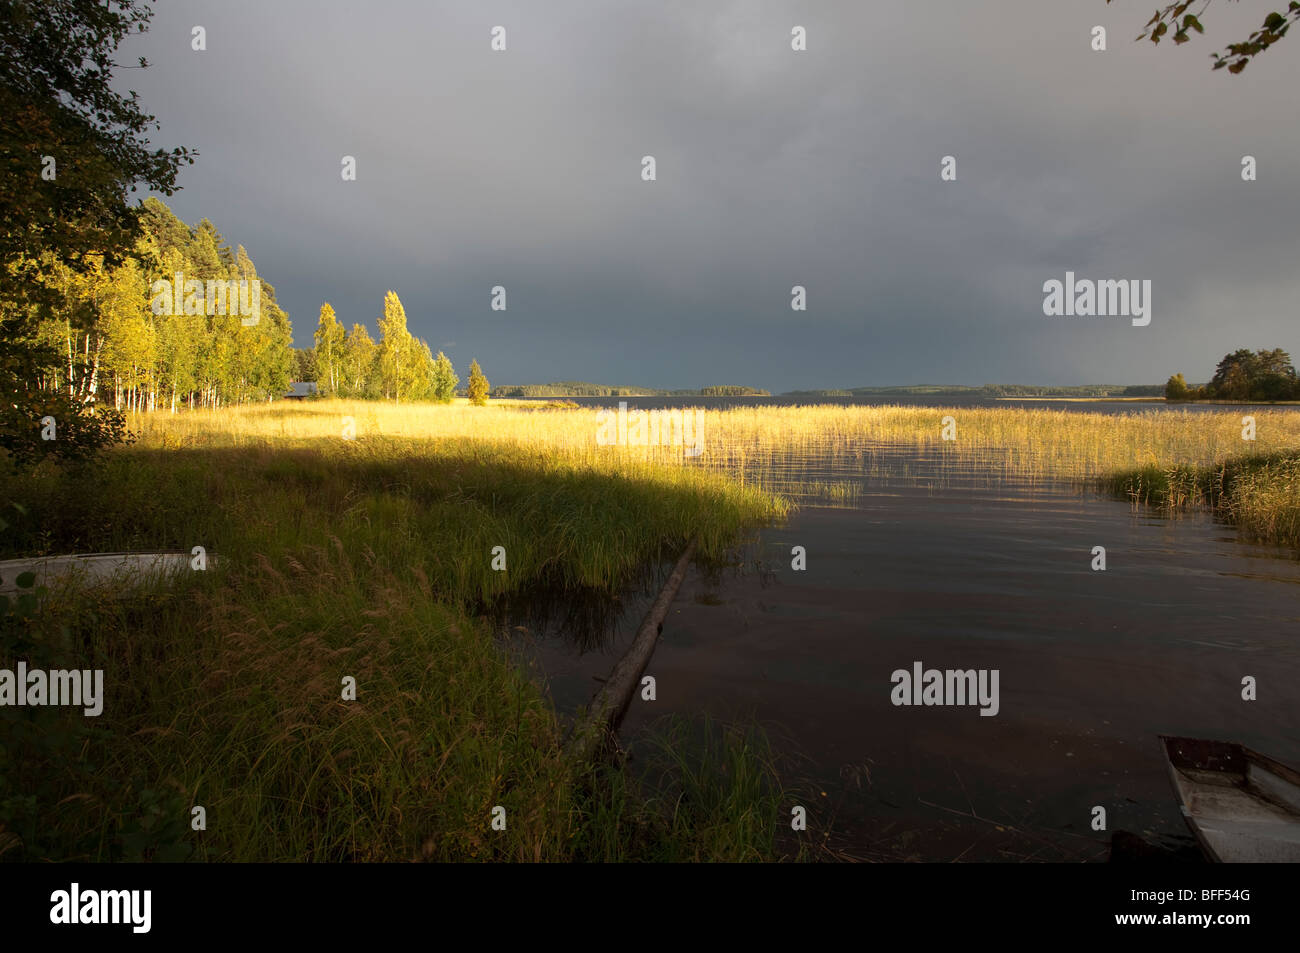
[0,552,203,596]
[1162,736,1300,863]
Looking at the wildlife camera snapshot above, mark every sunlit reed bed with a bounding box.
[130,398,1300,509]
[8,399,1294,863]
[0,407,797,863]
[132,399,1300,470]
[1104,450,1300,551]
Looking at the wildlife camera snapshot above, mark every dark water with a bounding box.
[508,446,1300,862]
[532,394,1298,416]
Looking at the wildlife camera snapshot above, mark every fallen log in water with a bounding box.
[565,536,698,765]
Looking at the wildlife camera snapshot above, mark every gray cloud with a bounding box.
[118,0,1300,391]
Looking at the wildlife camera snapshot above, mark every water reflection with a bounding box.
[507,442,1300,861]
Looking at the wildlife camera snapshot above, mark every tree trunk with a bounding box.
[87,334,101,401]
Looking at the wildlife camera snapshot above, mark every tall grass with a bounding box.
[0,403,798,862]
[129,400,1300,478]
[573,716,793,862]
[126,398,1300,502]
[205,400,1298,548]
[1103,450,1300,550]
[6,397,1294,861]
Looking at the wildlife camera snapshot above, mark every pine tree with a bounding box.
[466,359,489,406]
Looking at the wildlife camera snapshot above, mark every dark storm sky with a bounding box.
[115,1,1300,392]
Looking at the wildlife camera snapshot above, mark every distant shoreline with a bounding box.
[1166,399,1300,406]
[995,396,1164,403]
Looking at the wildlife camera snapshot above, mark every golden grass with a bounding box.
[130,398,1300,501]
[11,398,1288,861]
[1,399,801,862]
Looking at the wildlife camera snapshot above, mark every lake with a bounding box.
[534,394,1295,416]
[504,424,1300,861]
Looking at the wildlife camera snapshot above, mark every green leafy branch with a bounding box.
[1109,0,1300,72]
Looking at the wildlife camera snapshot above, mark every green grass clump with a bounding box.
[1102,450,1300,551]
[572,716,801,862]
[0,434,793,862]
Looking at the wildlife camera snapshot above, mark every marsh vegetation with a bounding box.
[3,398,1296,862]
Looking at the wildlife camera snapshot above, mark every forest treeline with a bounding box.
[491,382,769,398]
[292,293,490,406]
[4,198,292,412]
[1166,349,1299,402]
[781,384,1165,398]
[299,293,461,403]
[4,196,488,413]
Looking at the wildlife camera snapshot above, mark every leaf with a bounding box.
[1264,12,1286,31]
[15,572,35,589]
[1174,29,1190,44]
[1228,58,1249,73]
[1184,13,1204,33]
